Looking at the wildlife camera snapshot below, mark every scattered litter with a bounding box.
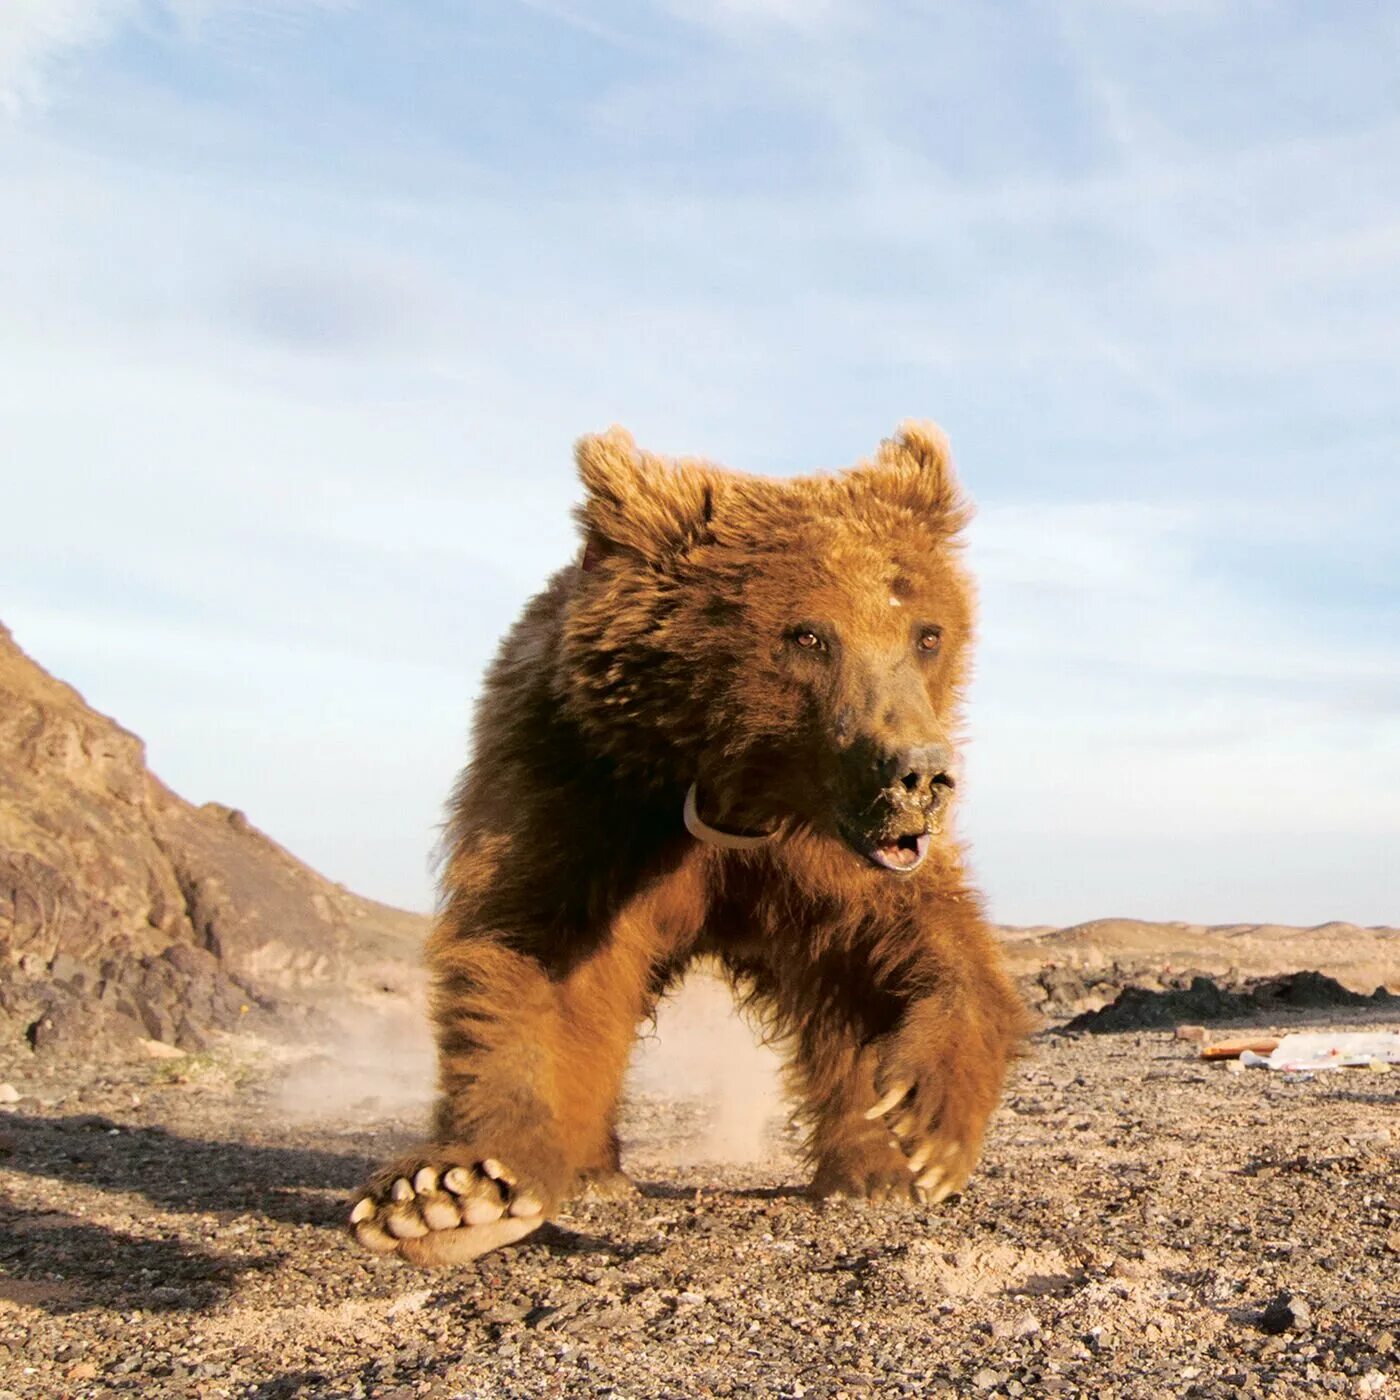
[1266,1032,1400,1072]
[1222,1032,1400,1072]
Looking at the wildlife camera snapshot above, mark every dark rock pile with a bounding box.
[1059,969,1394,1034]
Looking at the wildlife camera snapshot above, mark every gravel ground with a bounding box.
[2,1009,1397,1400]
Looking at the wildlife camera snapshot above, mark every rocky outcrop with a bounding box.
[999,918,1400,1021]
[0,621,426,1056]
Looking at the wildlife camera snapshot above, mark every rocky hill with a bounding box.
[0,621,427,1057]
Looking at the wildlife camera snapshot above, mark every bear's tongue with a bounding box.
[869,831,931,872]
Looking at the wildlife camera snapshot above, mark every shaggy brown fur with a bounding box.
[350,422,1030,1265]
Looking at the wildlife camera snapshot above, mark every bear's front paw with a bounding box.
[349,1147,551,1266]
[863,1077,980,1206]
[808,1151,931,1204]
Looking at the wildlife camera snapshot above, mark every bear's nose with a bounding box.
[874,743,954,798]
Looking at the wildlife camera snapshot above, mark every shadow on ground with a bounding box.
[0,1111,742,1315]
[0,1111,366,1315]
[0,1200,279,1315]
[3,1112,368,1223]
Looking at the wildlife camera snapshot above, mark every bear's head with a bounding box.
[560,422,975,875]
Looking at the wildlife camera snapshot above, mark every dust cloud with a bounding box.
[626,968,788,1164]
[274,992,436,1122]
[272,966,788,1164]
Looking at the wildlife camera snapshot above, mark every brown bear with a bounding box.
[350,422,1030,1265]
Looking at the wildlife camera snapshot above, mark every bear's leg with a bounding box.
[573,1124,638,1199]
[847,976,1024,1207]
[790,950,1026,1206]
[790,1031,925,1202]
[349,935,646,1265]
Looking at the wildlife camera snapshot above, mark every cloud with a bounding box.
[507,0,660,53]
[226,261,427,354]
[960,498,1400,924]
[0,0,343,112]
[0,0,130,111]
[973,501,1397,695]
[965,500,1400,843]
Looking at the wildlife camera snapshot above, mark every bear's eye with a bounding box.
[790,628,826,652]
[917,627,942,654]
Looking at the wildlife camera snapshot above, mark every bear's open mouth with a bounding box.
[838,825,932,873]
[868,831,931,872]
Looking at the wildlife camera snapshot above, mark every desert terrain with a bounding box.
[2,622,1397,1398]
[2,961,1397,1400]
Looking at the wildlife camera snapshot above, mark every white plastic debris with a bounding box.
[1265,1032,1400,1072]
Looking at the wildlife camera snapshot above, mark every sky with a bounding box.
[2,0,1397,927]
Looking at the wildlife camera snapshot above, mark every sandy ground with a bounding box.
[1,989,1397,1400]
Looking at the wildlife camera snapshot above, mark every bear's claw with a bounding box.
[860,1077,974,1204]
[864,1081,913,1121]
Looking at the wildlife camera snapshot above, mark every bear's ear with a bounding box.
[854,420,971,535]
[575,426,716,566]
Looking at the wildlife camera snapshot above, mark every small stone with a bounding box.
[972,1368,1003,1391]
[0,1084,19,1104]
[1260,1293,1312,1334]
[387,1289,432,1318]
